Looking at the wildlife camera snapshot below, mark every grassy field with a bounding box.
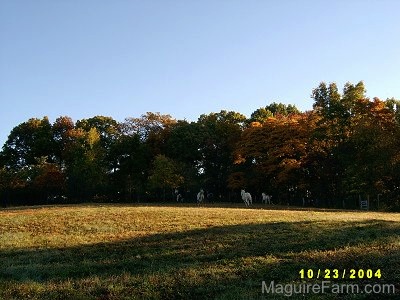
[0,203,399,299]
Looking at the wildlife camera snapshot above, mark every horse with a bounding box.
[197,189,205,205]
[262,193,272,204]
[176,193,183,202]
[175,189,183,202]
[241,189,252,207]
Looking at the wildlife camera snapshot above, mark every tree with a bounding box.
[31,158,66,202]
[312,82,341,119]
[76,116,121,151]
[122,112,176,141]
[0,80,398,210]
[0,167,8,207]
[166,121,201,165]
[265,102,300,116]
[148,155,184,200]
[309,81,367,206]
[62,126,108,200]
[249,103,301,124]
[122,112,177,163]
[1,117,55,169]
[196,110,246,198]
[108,134,150,201]
[52,116,75,167]
[0,166,34,206]
[165,121,203,195]
[249,108,273,123]
[340,98,399,207]
[385,98,400,124]
[234,113,312,204]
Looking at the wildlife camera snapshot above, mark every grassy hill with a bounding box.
[0,204,399,299]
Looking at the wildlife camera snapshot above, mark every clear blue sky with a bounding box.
[1,0,400,147]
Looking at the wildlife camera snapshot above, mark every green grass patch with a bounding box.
[0,204,399,299]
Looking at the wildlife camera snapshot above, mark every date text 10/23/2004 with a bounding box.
[299,269,382,280]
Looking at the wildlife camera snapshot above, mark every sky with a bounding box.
[1,0,400,147]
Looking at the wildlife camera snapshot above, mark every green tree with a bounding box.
[266,102,300,116]
[249,108,273,123]
[249,103,301,123]
[148,154,184,200]
[310,81,370,206]
[52,116,75,167]
[165,121,203,195]
[340,98,399,208]
[1,117,55,169]
[109,134,150,201]
[76,116,121,151]
[312,82,341,119]
[62,126,107,200]
[197,110,246,197]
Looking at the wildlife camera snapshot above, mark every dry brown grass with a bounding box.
[0,203,399,299]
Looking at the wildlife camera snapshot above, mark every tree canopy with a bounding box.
[1,81,399,210]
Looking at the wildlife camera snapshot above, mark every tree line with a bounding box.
[1,81,400,210]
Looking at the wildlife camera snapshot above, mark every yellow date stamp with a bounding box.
[299,269,382,280]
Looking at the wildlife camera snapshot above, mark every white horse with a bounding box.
[241,189,252,207]
[262,193,272,204]
[197,189,205,205]
[175,189,183,202]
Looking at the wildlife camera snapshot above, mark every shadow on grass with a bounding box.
[1,220,399,299]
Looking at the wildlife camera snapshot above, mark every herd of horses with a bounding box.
[191,189,272,206]
[239,190,272,207]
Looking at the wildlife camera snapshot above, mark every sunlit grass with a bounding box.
[0,203,399,299]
